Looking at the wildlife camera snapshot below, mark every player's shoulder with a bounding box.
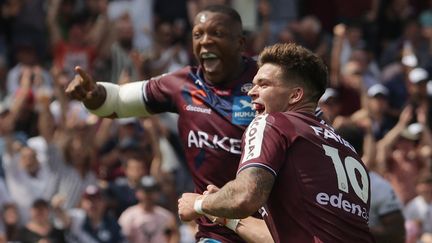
[264,111,315,129]
[149,66,193,82]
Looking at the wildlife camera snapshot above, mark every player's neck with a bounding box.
[287,102,317,114]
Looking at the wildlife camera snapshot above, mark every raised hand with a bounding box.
[65,66,106,109]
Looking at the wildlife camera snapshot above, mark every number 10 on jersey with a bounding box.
[323,145,369,203]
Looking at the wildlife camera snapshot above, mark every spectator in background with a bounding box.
[349,48,380,88]
[9,0,49,63]
[17,199,66,243]
[34,86,98,210]
[107,14,140,83]
[350,83,396,140]
[140,20,190,79]
[107,140,148,217]
[380,18,432,68]
[293,15,332,64]
[386,67,432,126]
[0,178,9,241]
[0,222,4,243]
[9,68,43,139]
[383,59,416,118]
[2,203,20,242]
[0,177,12,243]
[0,56,8,100]
[404,173,432,243]
[375,0,415,57]
[2,143,57,223]
[377,105,432,205]
[335,60,364,116]
[46,0,109,80]
[66,185,124,243]
[330,22,365,83]
[107,0,154,52]
[119,176,179,243]
[154,0,189,37]
[95,118,148,181]
[318,87,342,125]
[405,68,432,127]
[6,42,53,100]
[257,0,299,45]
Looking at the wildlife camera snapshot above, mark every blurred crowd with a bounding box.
[1,0,432,242]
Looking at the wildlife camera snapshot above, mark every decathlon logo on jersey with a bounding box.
[232,96,255,125]
[241,114,267,163]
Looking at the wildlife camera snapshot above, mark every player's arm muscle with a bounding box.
[203,167,274,219]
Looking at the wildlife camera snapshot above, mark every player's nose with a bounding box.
[247,84,258,98]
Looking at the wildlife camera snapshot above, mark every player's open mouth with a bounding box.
[253,103,265,115]
[201,52,221,73]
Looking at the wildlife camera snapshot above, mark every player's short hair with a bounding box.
[258,43,328,103]
[200,5,242,27]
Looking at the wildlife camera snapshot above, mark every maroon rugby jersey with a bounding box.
[144,57,257,242]
[239,112,374,243]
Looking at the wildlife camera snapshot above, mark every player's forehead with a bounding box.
[193,11,236,28]
[253,64,284,82]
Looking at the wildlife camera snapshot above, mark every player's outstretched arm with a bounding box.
[65,66,150,118]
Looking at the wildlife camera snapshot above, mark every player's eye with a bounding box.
[214,30,223,37]
[193,31,202,39]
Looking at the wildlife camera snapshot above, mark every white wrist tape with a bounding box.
[225,219,240,232]
[194,196,207,215]
[87,81,150,117]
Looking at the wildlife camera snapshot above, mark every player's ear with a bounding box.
[288,87,304,104]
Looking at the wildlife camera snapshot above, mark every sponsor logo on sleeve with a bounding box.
[241,114,267,163]
[232,96,255,125]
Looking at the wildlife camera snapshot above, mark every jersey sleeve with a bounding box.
[238,114,288,177]
[144,68,190,114]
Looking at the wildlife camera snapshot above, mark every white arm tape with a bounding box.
[194,195,207,215]
[225,219,240,232]
[87,81,150,118]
